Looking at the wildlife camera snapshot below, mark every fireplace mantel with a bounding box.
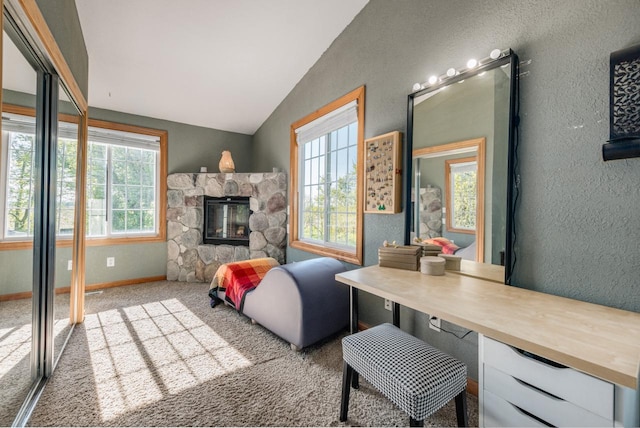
[166,172,287,282]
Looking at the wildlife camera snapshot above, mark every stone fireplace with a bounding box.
[166,172,287,282]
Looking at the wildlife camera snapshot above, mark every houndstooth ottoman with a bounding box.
[340,323,468,427]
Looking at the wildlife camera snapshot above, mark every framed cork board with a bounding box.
[364,131,402,213]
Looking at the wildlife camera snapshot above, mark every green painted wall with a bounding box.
[84,243,167,285]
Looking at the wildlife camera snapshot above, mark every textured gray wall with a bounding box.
[35,0,89,100]
[252,0,640,379]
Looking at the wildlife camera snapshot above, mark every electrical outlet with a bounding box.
[107,257,115,267]
[384,299,392,311]
[429,316,441,332]
[67,260,72,271]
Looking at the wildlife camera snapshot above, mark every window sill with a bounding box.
[0,233,165,250]
[87,234,166,246]
[445,227,476,235]
[290,239,362,265]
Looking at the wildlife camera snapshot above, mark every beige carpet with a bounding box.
[28,280,478,427]
[0,293,72,426]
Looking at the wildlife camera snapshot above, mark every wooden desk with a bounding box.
[335,265,640,390]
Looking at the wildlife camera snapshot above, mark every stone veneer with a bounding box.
[418,186,443,239]
[166,172,287,282]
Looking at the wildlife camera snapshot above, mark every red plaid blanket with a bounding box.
[211,258,279,311]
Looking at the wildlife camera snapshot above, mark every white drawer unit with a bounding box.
[484,365,612,427]
[479,335,639,427]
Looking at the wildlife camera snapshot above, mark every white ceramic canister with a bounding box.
[420,256,446,276]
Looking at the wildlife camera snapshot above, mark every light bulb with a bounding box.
[446,68,456,77]
[412,83,422,91]
[428,75,438,85]
[467,59,478,69]
[490,49,501,60]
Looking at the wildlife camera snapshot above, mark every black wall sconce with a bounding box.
[603,43,640,161]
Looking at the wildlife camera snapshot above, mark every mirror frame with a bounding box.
[404,50,519,284]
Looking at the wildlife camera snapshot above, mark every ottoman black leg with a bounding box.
[410,417,424,427]
[454,390,468,427]
[340,362,354,422]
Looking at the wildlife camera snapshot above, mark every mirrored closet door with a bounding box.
[0,25,38,427]
[1,2,86,424]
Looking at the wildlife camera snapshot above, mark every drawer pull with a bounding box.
[518,349,566,369]
[513,376,562,401]
[511,403,554,427]
[483,390,549,427]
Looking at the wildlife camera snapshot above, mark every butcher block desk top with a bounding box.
[335,265,640,389]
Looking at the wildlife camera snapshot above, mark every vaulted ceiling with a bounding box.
[75,0,369,135]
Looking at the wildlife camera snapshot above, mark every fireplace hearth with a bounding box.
[203,196,251,245]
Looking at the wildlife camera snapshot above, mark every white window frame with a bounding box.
[445,157,477,234]
[86,129,161,239]
[289,86,365,265]
[0,112,78,241]
[297,122,358,251]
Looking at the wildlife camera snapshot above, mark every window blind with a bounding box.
[2,112,159,150]
[2,112,36,134]
[450,161,477,174]
[88,127,160,150]
[295,100,357,144]
[3,112,78,139]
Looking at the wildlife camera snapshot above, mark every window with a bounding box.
[1,111,78,239]
[290,86,364,265]
[86,126,162,238]
[3,128,36,238]
[1,106,167,245]
[445,157,477,233]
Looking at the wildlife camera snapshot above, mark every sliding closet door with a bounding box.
[0,26,39,426]
[0,12,84,426]
[0,0,88,423]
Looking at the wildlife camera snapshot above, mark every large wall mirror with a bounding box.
[1,0,88,425]
[405,50,518,284]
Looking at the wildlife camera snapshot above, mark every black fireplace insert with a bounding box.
[203,196,251,245]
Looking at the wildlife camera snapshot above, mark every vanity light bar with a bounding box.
[412,48,509,92]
